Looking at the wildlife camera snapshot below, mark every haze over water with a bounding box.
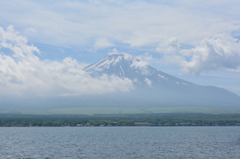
[1,127,240,159]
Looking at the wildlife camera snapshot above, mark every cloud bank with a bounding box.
[0,26,133,96]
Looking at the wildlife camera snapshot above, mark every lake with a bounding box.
[0,127,240,159]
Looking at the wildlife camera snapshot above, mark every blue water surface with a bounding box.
[0,127,240,159]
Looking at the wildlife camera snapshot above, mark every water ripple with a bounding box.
[0,127,240,159]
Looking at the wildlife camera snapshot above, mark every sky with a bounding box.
[0,0,240,96]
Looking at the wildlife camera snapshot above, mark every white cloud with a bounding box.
[156,37,180,54]
[137,52,152,61]
[131,60,148,69]
[95,37,114,48]
[131,60,150,75]
[0,26,133,96]
[180,35,240,75]
[108,48,119,55]
[1,25,40,58]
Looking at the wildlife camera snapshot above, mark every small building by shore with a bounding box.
[134,122,150,126]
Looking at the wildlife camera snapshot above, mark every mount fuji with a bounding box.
[83,53,240,108]
[84,53,193,87]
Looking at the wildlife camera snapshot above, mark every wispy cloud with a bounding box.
[95,37,114,48]
[1,0,240,49]
[25,27,37,34]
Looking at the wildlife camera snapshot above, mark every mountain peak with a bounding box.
[84,53,141,72]
[107,52,137,60]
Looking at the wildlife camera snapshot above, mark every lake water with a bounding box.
[1,127,240,159]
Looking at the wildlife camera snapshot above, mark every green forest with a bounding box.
[1,113,240,127]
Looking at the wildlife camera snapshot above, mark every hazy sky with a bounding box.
[0,0,240,96]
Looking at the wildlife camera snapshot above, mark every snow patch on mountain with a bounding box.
[120,65,125,76]
[158,74,167,79]
[144,78,152,87]
[113,56,122,65]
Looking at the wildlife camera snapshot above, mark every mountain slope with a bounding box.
[84,53,240,108]
[84,53,193,87]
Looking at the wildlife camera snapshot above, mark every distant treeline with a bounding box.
[1,113,240,127]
